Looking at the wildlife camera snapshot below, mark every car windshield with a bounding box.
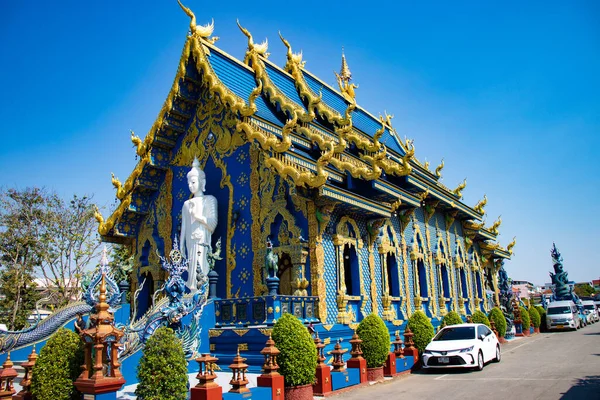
[547,306,571,315]
[433,327,475,341]
[584,305,595,310]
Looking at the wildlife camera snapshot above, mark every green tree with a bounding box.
[441,311,463,327]
[135,326,189,400]
[574,283,596,298]
[37,194,101,307]
[356,314,390,368]
[406,310,435,353]
[109,243,134,283]
[0,188,44,329]
[30,328,83,400]
[471,310,491,327]
[488,307,507,337]
[271,313,317,387]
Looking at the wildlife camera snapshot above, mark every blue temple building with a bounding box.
[95,3,515,367]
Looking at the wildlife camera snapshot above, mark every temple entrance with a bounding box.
[276,252,293,295]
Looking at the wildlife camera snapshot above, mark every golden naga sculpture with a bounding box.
[489,215,502,235]
[506,236,516,255]
[423,160,430,170]
[334,50,358,103]
[474,194,487,214]
[452,178,467,199]
[265,141,334,188]
[177,0,219,43]
[111,173,122,191]
[130,130,148,157]
[417,188,430,203]
[93,204,105,226]
[237,113,296,153]
[279,32,305,69]
[435,158,444,178]
[237,20,269,60]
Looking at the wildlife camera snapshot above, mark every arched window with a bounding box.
[343,244,360,296]
[387,253,400,297]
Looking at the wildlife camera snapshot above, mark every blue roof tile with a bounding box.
[207,49,282,126]
[264,62,307,113]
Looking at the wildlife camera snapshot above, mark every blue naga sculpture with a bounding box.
[497,260,515,334]
[118,239,209,360]
[549,243,574,301]
[0,248,121,354]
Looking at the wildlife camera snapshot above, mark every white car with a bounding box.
[422,323,501,371]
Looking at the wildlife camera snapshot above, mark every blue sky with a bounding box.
[1,1,598,285]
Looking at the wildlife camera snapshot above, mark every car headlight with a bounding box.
[423,350,432,355]
[459,346,474,353]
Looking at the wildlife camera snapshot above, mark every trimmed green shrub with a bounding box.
[135,326,189,400]
[528,306,541,328]
[441,311,463,326]
[471,310,490,327]
[519,306,531,329]
[356,314,390,368]
[488,307,507,337]
[30,328,83,400]
[272,313,317,387]
[535,305,547,331]
[406,310,435,353]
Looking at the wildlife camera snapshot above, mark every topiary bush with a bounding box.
[356,314,390,368]
[535,306,547,331]
[488,307,507,337]
[471,310,491,327]
[135,326,189,400]
[272,313,317,387]
[406,310,435,353]
[441,311,463,326]
[529,306,541,328]
[519,306,530,330]
[30,328,83,400]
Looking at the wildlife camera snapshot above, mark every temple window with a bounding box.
[343,244,359,296]
[386,253,400,297]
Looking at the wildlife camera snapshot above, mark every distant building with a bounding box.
[593,279,600,292]
[512,280,535,300]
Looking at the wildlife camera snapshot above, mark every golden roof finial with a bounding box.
[340,47,352,82]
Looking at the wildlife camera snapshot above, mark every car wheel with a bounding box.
[476,351,484,371]
[494,345,501,363]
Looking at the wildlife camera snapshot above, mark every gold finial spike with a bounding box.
[340,47,352,82]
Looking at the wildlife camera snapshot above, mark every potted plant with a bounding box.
[272,313,317,400]
[471,310,491,327]
[136,326,189,400]
[488,307,507,339]
[31,328,84,400]
[406,310,435,363]
[441,311,463,326]
[519,306,531,336]
[356,314,390,382]
[535,305,547,332]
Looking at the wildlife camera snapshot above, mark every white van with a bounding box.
[546,300,582,330]
[582,300,599,323]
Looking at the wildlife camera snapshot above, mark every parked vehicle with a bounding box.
[422,323,500,371]
[582,300,599,323]
[546,300,582,330]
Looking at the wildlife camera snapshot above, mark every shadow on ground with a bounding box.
[560,375,600,400]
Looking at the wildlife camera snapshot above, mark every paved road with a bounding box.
[335,322,600,400]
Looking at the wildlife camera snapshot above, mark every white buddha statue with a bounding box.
[180,158,218,290]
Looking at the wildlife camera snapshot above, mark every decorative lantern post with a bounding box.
[14,347,38,400]
[403,327,419,361]
[313,332,331,396]
[393,331,404,359]
[190,353,222,400]
[331,339,347,373]
[384,333,397,378]
[257,334,284,400]
[346,331,367,383]
[228,349,250,394]
[0,353,18,399]
[74,273,126,399]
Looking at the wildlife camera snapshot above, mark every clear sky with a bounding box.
[1,1,598,285]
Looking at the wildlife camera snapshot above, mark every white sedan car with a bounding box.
[422,323,501,371]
